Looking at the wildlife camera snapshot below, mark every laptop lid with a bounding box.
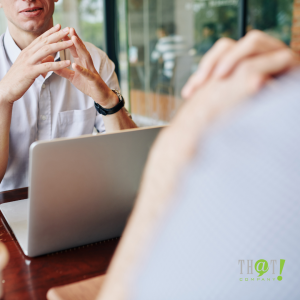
[27,126,163,257]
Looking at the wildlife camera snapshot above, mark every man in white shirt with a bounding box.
[0,0,137,192]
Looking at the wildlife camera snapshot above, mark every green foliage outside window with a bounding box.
[53,0,105,50]
[248,0,294,45]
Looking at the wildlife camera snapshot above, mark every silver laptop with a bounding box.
[0,126,163,257]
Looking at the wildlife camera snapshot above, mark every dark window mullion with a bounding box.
[239,0,248,38]
[104,0,120,80]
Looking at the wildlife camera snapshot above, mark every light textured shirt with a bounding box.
[0,29,120,192]
[151,35,186,78]
[132,70,300,299]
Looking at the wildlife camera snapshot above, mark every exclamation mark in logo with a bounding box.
[277,259,285,281]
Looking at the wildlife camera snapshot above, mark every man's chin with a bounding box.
[20,21,48,34]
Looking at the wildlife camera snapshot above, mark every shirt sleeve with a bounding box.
[129,70,300,300]
[151,42,162,62]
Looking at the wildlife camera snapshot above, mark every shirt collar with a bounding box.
[4,28,61,64]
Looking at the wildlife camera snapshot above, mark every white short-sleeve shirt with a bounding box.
[0,29,120,192]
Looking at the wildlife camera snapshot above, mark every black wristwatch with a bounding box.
[94,89,125,116]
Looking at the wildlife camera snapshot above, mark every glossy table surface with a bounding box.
[0,188,119,300]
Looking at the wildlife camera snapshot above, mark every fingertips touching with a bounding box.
[37,60,71,75]
[71,36,81,49]
[62,27,69,33]
[53,60,71,69]
[70,29,86,49]
[69,28,79,40]
[62,35,78,57]
[65,60,71,67]
[56,60,71,71]
[71,36,88,58]
[70,28,79,38]
[64,40,74,47]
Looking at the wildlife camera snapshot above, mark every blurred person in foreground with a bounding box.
[0,0,136,192]
[96,30,300,299]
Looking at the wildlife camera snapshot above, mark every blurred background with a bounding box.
[0,0,295,126]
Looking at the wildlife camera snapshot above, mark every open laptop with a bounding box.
[0,126,163,257]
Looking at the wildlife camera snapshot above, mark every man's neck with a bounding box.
[7,20,54,50]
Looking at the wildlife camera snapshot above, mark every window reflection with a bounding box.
[0,9,7,35]
[118,0,131,110]
[53,0,105,50]
[0,1,105,49]
[247,0,293,45]
[128,0,239,127]
[0,0,297,126]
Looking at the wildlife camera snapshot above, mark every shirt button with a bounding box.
[42,84,46,89]
[41,115,47,121]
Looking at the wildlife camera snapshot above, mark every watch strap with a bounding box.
[94,90,125,116]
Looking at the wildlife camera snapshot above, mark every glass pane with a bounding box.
[0,9,8,36]
[291,1,300,53]
[247,0,294,45]
[0,2,105,49]
[118,0,131,110]
[128,0,239,127]
[54,0,105,50]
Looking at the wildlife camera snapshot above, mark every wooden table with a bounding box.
[0,188,119,300]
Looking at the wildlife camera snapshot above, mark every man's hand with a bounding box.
[144,33,299,209]
[0,24,73,104]
[54,28,119,109]
[182,30,298,99]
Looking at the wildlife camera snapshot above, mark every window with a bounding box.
[0,0,297,126]
[127,0,239,127]
[117,0,131,109]
[0,0,105,50]
[127,0,296,127]
[0,9,7,36]
[54,0,105,50]
[247,0,294,45]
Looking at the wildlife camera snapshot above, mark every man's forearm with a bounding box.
[103,108,137,132]
[0,95,13,183]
